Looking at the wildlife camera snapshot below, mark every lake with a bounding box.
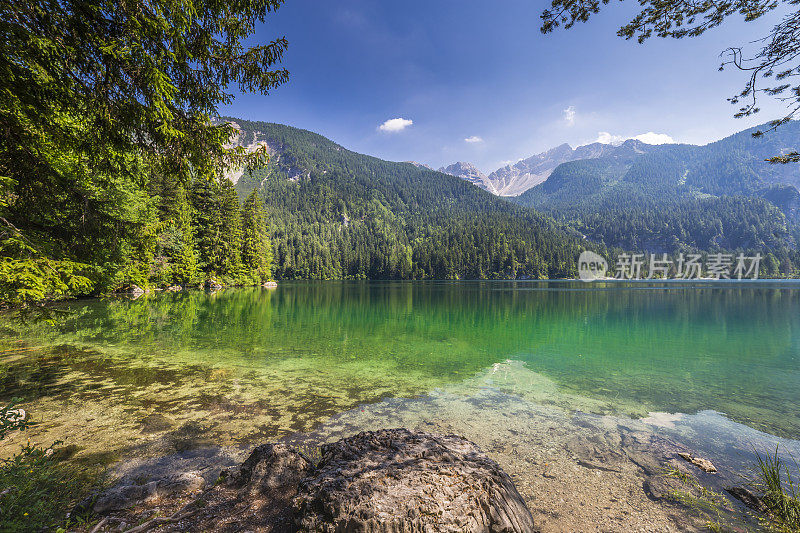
[2,281,800,529]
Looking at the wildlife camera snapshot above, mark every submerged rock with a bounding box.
[677,452,717,473]
[295,429,536,533]
[726,486,766,512]
[85,472,206,514]
[138,413,174,433]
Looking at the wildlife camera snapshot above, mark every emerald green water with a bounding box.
[1,281,799,462]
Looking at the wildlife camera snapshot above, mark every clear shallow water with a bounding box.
[1,280,799,464]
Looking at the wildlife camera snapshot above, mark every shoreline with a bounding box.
[76,388,768,532]
[8,363,788,531]
[6,276,800,311]
[2,349,797,528]
[3,284,799,530]
[1,377,787,531]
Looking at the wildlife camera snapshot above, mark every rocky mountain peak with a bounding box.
[457,139,660,197]
[415,137,662,198]
[406,161,434,171]
[438,162,497,194]
[543,143,574,159]
[439,161,485,177]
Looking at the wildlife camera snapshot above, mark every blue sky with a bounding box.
[220,0,790,173]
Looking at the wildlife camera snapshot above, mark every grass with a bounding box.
[0,401,100,532]
[661,466,735,532]
[753,447,800,532]
[662,448,800,533]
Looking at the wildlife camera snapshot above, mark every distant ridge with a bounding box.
[437,162,497,194]
[511,121,800,255]
[224,117,588,280]
[405,161,434,171]
[439,139,654,196]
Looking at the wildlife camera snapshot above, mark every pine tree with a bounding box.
[0,0,288,304]
[241,190,274,283]
[171,186,200,285]
[219,179,243,282]
[191,177,224,279]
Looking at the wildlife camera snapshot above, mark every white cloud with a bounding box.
[588,131,675,146]
[632,132,675,145]
[464,136,483,144]
[563,106,576,126]
[595,131,627,145]
[378,118,413,133]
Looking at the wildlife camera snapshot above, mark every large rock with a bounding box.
[223,443,312,498]
[85,430,534,532]
[295,428,535,533]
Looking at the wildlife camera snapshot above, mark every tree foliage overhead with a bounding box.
[541,0,773,40]
[0,0,288,303]
[1,0,287,180]
[540,0,800,157]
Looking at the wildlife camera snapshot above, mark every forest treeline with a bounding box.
[513,123,800,275]
[4,0,800,307]
[152,177,274,288]
[232,119,592,281]
[0,0,291,306]
[1,171,274,304]
[7,109,800,306]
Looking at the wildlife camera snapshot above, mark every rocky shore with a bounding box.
[25,362,781,532]
[78,429,536,532]
[5,348,785,532]
[74,415,769,533]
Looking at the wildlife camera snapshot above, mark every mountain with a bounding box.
[437,162,498,194]
[227,118,592,280]
[224,120,270,183]
[487,143,573,196]
[518,123,800,213]
[441,139,655,197]
[511,122,800,261]
[405,161,434,171]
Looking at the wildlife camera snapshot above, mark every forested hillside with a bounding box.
[229,118,592,280]
[513,123,800,274]
[0,0,290,305]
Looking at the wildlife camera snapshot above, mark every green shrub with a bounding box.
[0,441,95,532]
[0,404,97,532]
